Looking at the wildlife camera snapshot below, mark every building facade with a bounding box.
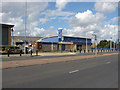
[0,24,14,45]
[12,36,42,46]
[36,36,92,51]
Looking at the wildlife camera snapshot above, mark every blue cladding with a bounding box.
[63,37,92,45]
[41,36,58,43]
[42,42,58,44]
[41,36,92,45]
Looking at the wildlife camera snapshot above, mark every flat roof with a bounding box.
[0,23,14,28]
[40,35,91,40]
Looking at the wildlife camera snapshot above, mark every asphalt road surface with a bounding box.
[2,52,117,61]
[2,54,118,88]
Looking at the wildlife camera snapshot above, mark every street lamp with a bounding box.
[86,33,88,53]
[114,26,115,51]
[110,37,112,50]
[11,28,14,46]
[92,34,97,55]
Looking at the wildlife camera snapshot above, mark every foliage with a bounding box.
[97,40,118,48]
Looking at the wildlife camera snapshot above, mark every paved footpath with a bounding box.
[1,53,118,69]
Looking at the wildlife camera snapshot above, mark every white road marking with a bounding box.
[106,62,111,64]
[69,70,79,74]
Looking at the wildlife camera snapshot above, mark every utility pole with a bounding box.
[92,34,97,55]
[114,26,115,51]
[86,33,88,53]
[24,0,27,54]
[110,37,112,50]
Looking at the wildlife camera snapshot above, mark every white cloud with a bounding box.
[49,26,54,29]
[42,9,75,18]
[1,2,48,36]
[56,0,68,11]
[94,2,117,13]
[109,17,118,24]
[39,18,49,24]
[67,10,118,42]
[69,10,105,27]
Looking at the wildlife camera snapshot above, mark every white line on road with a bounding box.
[69,70,79,74]
[106,62,111,64]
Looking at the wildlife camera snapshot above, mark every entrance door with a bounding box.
[77,45,82,50]
[62,44,65,51]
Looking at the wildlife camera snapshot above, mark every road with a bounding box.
[2,52,117,61]
[2,54,118,88]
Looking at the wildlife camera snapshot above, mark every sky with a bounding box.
[0,0,119,43]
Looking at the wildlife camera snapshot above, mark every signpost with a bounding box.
[58,28,63,52]
[92,34,97,55]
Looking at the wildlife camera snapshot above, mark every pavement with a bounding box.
[1,52,118,69]
[2,54,118,88]
[1,52,77,59]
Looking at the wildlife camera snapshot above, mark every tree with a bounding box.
[97,40,114,48]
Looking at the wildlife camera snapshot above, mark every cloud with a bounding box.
[68,10,118,42]
[69,10,105,27]
[1,2,48,36]
[94,2,117,13]
[39,18,49,24]
[49,26,54,29]
[109,17,118,24]
[56,0,68,11]
[42,9,75,18]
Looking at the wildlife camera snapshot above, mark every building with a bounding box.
[0,24,14,45]
[28,29,92,52]
[36,36,92,51]
[12,36,42,46]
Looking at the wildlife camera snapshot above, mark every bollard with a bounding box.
[92,50,93,53]
[7,49,10,57]
[79,50,81,53]
[98,50,99,52]
[84,50,85,53]
[88,50,89,53]
[30,50,32,56]
[36,49,38,56]
[20,50,22,56]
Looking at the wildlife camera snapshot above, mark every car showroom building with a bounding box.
[30,28,92,52]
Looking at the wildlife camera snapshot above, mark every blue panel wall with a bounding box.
[41,36,58,43]
[63,37,92,45]
[41,36,92,45]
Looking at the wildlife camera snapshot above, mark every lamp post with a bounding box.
[110,37,112,50]
[11,28,14,46]
[114,26,116,51]
[24,0,27,54]
[86,33,88,53]
[92,34,97,55]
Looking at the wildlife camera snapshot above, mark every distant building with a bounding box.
[27,29,92,52]
[0,24,14,45]
[35,36,92,51]
[12,36,42,46]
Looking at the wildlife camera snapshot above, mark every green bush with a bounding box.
[0,45,20,53]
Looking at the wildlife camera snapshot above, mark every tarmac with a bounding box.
[1,52,77,59]
[1,52,118,69]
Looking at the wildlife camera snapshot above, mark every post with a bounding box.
[7,49,10,57]
[20,49,22,56]
[36,49,38,56]
[92,34,97,55]
[86,33,88,53]
[61,44,62,53]
[114,41,115,51]
[30,49,32,56]
[110,37,112,50]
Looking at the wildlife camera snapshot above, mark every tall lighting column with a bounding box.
[24,0,27,54]
[92,34,97,55]
[86,33,88,53]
